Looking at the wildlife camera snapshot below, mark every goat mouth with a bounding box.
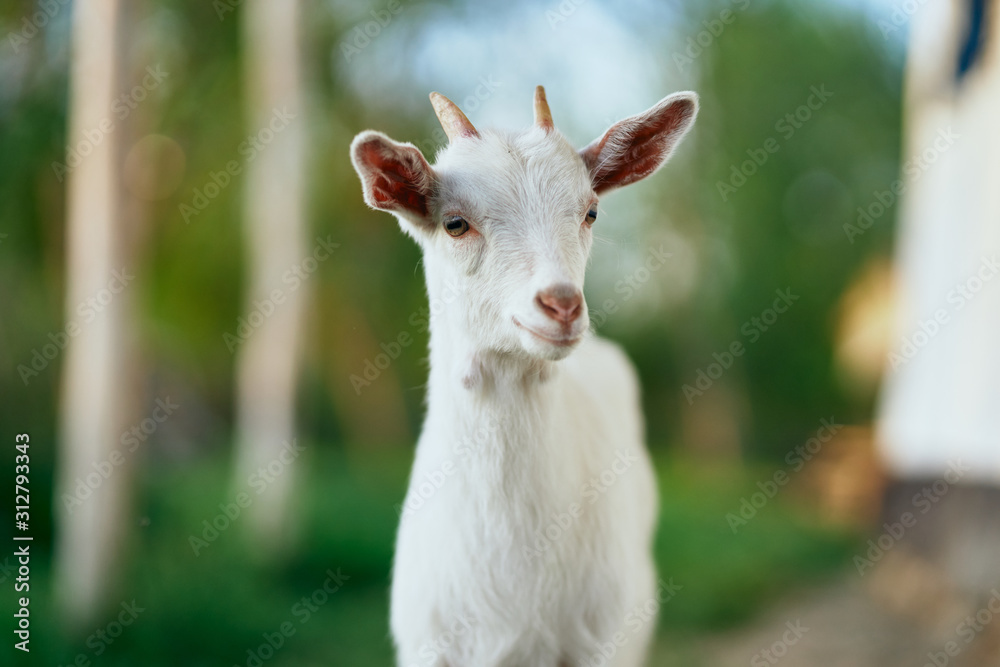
[512,317,582,347]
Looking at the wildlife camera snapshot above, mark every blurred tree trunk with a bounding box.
[54,0,133,629]
[233,0,307,557]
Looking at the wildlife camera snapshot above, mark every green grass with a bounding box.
[4,446,860,666]
[652,460,856,631]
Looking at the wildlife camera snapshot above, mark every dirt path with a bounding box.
[650,570,1000,667]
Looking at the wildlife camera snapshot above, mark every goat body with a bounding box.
[351,87,697,667]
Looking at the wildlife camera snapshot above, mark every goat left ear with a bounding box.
[350,130,436,231]
[580,92,698,195]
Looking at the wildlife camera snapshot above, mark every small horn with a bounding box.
[429,92,479,141]
[534,85,553,131]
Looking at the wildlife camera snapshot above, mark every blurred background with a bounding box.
[2,0,996,665]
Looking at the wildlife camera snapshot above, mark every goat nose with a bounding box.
[536,284,583,324]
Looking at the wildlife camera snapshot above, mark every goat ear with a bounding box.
[579,92,698,195]
[350,130,436,230]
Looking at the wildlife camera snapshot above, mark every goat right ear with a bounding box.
[350,131,436,231]
[579,92,698,195]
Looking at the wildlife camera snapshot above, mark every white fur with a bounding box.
[350,91,697,667]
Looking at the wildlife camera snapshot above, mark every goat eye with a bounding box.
[444,216,470,237]
[585,205,598,224]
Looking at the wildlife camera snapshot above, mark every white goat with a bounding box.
[351,86,697,667]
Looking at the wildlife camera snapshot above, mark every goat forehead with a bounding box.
[434,130,591,222]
